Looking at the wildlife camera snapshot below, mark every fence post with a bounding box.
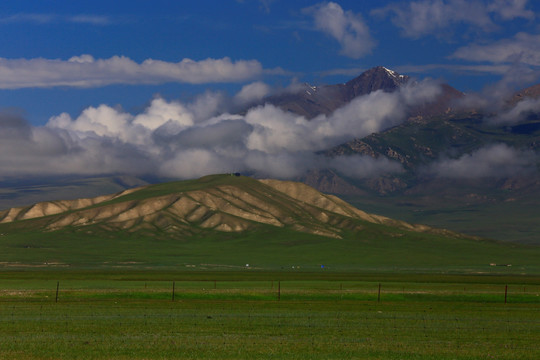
[55,281,59,303]
[172,281,175,302]
[504,285,508,304]
[278,281,281,301]
[377,283,381,303]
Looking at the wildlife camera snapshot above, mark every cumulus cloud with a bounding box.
[0,55,264,89]
[426,144,538,178]
[303,2,375,59]
[374,0,534,38]
[0,112,155,178]
[0,79,445,181]
[244,79,443,153]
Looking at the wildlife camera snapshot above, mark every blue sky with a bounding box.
[1,0,539,125]
[0,1,540,182]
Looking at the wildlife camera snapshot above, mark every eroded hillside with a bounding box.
[0,175,450,240]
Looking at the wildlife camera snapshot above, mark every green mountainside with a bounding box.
[327,112,540,169]
[0,175,538,273]
[311,112,540,244]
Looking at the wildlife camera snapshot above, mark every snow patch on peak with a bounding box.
[305,84,318,96]
[382,67,398,77]
[382,66,406,80]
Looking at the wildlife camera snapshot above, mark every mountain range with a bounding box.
[262,66,462,119]
[261,67,540,244]
[1,66,539,244]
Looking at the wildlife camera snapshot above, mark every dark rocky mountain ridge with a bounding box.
[260,66,462,120]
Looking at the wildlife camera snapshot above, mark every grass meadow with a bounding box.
[0,271,539,359]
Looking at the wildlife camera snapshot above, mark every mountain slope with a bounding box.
[316,109,540,243]
[0,175,441,239]
[1,174,538,272]
[261,66,409,119]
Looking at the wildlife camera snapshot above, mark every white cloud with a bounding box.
[187,91,227,122]
[0,113,155,178]
[240,82,429,156]
[395,63,512,76]
[308,79,443,146]
[234,82,271,105]
[159,149,236,179]
[427,144,537,178]
[451,32,540,66]
[374,0,535,39]
[445,32,540,108]
[0,55,264,89]
[132,98,194,131]
[303,2,375,59]
[447,61,540,111]
[490,97,540,124]
[48,105,132,139]
[488,0,535,20]
[0,13,113,25]
[1,79,443,180]
[244,105,312,154]
[68,15,112,25]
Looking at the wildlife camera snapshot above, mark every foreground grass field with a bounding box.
[1,271,539,359]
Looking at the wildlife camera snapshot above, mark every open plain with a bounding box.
[0,271,539,359]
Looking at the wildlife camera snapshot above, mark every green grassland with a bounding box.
[1,220,539,273]
[1,175,539,358]
[0,271,539,359]
[0,174,539,273]
[345,190,540,245]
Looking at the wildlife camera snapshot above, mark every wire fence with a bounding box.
[1,279,539,304]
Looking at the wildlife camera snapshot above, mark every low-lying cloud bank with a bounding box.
[489,97,540,124]
[0,55,264,89]
[425,144,538,178]
[1,80,443,180]
[1,77,538,182]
